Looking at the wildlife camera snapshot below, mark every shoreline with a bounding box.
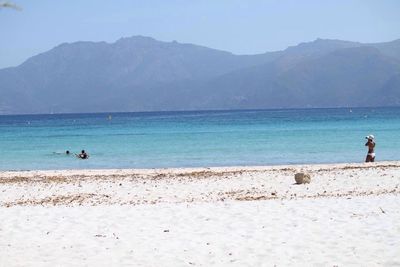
[1,161,399,207]
[2,160,400,175]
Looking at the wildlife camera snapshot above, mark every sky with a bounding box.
[1,0,399,69]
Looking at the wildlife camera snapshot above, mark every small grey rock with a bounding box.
[295,172,311,184]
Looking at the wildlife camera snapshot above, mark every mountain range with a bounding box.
[1,36,399,114]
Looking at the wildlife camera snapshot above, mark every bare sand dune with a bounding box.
[0,162,399,266]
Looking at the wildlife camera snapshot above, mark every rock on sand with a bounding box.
[295,172,311,184]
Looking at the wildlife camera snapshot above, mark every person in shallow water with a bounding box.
[76,150,89,159]
[66,150,70,155]
[365,135,376,162]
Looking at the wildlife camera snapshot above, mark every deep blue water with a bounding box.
[0,107,399,170]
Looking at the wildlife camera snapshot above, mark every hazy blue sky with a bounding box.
[1,0,399,68]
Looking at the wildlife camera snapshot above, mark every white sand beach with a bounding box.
[1,162,400,266]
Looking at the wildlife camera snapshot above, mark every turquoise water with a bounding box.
[0,107,399,170]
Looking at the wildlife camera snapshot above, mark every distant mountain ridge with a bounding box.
[0,36,399,114]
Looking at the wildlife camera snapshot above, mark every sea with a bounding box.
[0,107,399,171]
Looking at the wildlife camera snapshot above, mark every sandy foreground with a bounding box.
[0,161,399,266]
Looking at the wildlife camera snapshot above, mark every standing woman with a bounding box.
[365,135,376,162]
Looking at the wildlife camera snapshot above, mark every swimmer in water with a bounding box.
[76,150,89,159]
[53,150,72,156]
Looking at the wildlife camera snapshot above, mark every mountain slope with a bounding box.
[0,37,399,114]
[183,46,400,109]
[0,36,281,114]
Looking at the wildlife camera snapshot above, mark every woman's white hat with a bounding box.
[366,134,375,140]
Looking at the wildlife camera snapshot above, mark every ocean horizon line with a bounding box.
[1,105,399,118]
